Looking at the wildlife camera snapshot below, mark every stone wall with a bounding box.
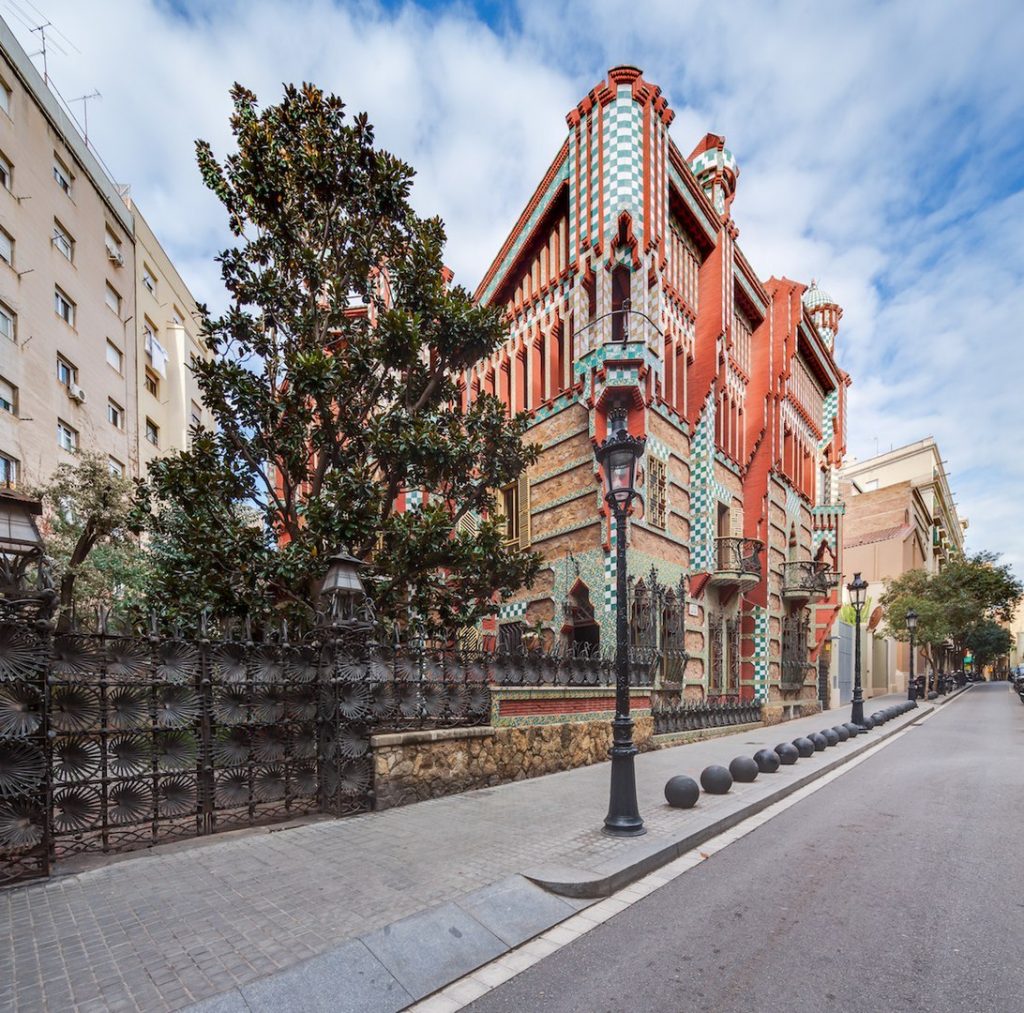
[371,715,654,811]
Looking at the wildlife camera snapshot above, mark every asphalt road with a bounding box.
[467,683,1024,1013]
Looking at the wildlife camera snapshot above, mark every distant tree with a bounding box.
[30,453,149,624]
[964,618,1012,674]
[880,572,949,684]
[140,83,539,632]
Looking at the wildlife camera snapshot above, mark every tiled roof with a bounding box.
[845,524,914,548]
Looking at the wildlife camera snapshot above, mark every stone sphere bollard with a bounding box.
[843,722,860,737]
[833,725,850,742]
[809,732,828,751]
[927,690,938,700]
[775,742,799,765]
[871,712,885,725]
[664,775,700,809]
[792,736,816,757]
[754,748,781,773]
[729,756,759,783]
[701,765,733,794]
[821,728,840,747]
[862,716,875,729]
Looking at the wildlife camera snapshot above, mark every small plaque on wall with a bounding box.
[688,603,699,616]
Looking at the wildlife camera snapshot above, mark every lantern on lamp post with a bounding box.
[906,608,919,705]
[0,489,54,620]
[593,405,646,836]
[320,548,369,629]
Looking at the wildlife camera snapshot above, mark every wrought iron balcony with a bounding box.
[708,537,764,591]
[782,560,837,604]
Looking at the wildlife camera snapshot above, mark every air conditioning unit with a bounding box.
[68,382,87,404]
[106,247,124,267]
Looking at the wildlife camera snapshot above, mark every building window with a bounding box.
[108,457,124,478]
[0,303,14,342]
[57,355,77,388]
[0,152,11,191]
[144,368,159,397]
[107,399,124,429]
[53,155,73,196]
[0,79,10,117]
[647,456,667,529]
[55,287,75,327]
[0,227,12,266]
[52,220,74,261]
[172,306,184,325]
[145,418,159,446]
[0,451,17,488]
[498,622,524,653]
[190,401,202,428]
[0,376,15,414]
[142,265,157,295]
[105,282,121,316]
[500,483,519,544]
[57,419,78,453]
[106,340,123,373]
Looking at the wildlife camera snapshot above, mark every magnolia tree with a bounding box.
[141,83,539,632]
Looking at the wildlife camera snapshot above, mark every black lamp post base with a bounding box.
[603,741,645,837]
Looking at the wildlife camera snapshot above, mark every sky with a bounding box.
[5,0,1024,573]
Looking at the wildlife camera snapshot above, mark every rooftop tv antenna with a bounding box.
[69,90,101,147]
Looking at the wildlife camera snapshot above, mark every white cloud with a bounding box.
[9,0,1024,572]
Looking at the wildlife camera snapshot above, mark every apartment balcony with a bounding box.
[708,537,764,593]
[782,560,838,606]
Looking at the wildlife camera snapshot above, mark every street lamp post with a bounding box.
[847,572,870,730]
[594,405,646,837]
[906,608,918,704]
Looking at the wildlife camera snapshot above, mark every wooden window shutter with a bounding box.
[517,471,531,549]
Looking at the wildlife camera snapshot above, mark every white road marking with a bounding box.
[407,700,954,1011]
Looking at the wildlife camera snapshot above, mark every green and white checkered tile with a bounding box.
[497,600,528,621]
[752,606,770,702]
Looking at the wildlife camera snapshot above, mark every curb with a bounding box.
[186,700,943,1013]
[523,702,932,899]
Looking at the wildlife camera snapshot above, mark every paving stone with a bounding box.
[455,875,576,947]
[361,903,507,1001]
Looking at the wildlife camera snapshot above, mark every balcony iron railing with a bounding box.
[714,537,764,579]
[782,560,837,598]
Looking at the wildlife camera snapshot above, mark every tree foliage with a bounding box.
[880,551,1022,680]
[29,453,149,624]
[141,83,539,632]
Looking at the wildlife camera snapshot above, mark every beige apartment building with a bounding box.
[839,437,967,693]
[0,17,207,491]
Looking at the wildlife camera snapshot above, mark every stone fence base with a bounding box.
[371,715,655,811]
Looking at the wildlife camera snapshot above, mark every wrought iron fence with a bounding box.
[629,568,688,686]
[781,614,814,690]
[653,699,762,735]
[0,612,493,888]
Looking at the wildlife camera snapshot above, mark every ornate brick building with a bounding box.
[462,66,849,720]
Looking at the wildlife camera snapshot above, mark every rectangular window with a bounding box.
[107,399,124,429]
[105,282,121,316]
[648,456,667,529]
[53,220,73,261]
[0,79,10,117]
[53,155,73,196]
[172,306,184,326]
[0,303,14,342]
[57,419,78,452]
[142,265,157,295]
[145,417,159,446]
[105,340,123,373]
[500,483,519,544]
[0,376,15,414]
[190,401,202,428]
[0,228,11,266]
[54,287,75,327]
[108,457,124,478]
[57,355,77,388]
[0,451,17,488]
[144,368,159,397]
[0,152,11,191]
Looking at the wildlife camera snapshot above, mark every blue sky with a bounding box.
[7,0,1024,573]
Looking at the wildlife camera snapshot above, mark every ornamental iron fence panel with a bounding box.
[0,610,493,888]
[782,613,813,691]
[629,568,688,687]
[652,699,762,735]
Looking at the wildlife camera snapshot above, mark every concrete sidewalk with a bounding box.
[0,692,948,1013]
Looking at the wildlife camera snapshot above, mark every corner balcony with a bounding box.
[708,537,764,593]
[782,560,838,606]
